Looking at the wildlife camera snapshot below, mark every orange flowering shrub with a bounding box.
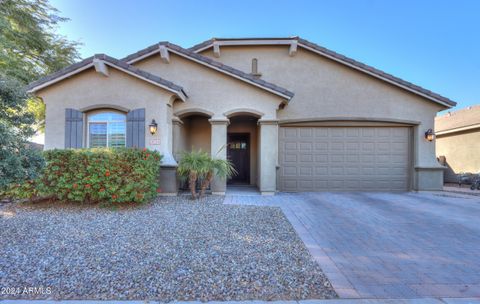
[40,148,162,204]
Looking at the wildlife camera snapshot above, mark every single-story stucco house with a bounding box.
[436,105,480,183]
[27,37,456,195]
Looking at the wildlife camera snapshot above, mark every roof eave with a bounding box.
[436,123,480,136]
[165,47,294,101]
[124,43,294,102]
[101,61,187,101]
[26,62,95,94]
[190,38,456,108]
[27,56,187,102]
[296,42,456,109]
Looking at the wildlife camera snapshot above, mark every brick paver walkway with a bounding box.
[224,192,480,299]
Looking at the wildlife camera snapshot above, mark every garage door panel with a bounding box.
[315,142,328,150]
[299,142,313,151]
[284,128,298,138]
[376,142,392,151]
[315,128,329,137]
[330,154,344,163]
[361,154,375,162]
[361,167,375,175]
[391,154,409,163]
[362,142,376,152]
[315,180,328,188]
[377,128,392,137]
[330,167,344,175]
[362,128,375,137]
[299,167,313,176]
[299,154,313,162]
[286,143,299,151]
[330,142,345,151]
[376,154,391,163]
[346,154,359,162]
[284,154,297,162]
[331,128,346,137]
[346,128,360,137]
[346,142,360,150]
[299,180,314,189]
[315,154,329,163]
[315,166,328,175]
[279,126,410,192]
[299,128,313,137]
[283,180,298,191]
[283,166,297,176]
[345,166,361,175]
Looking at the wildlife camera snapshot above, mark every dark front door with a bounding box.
[227,133,250,184]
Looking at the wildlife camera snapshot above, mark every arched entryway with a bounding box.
[172,111,212,160]
[226,111,261,189]
[172,111,213,192]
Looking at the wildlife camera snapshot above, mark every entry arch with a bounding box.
[223,108,264,119]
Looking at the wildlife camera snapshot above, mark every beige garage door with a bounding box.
[278,126,411,191]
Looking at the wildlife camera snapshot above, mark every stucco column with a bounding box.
[413,124,444,190]
[172,116,183,161]
[209,118,229,195]
[258,119,278,195]
[157,107,178,196]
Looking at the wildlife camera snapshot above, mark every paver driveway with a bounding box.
[225,192,480,299]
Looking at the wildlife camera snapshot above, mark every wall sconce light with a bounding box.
[149,119,158,135]
[425,128,435,142]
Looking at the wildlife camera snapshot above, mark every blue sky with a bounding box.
[50,0,479,111]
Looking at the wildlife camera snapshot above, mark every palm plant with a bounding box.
[177,149,236,199]
[177,150,210,199]
[199,157,237,197]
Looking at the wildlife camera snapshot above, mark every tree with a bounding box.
[0,77,45,191]
[0,0,80,193]
[0,0,81,84]
[0,0,81,132]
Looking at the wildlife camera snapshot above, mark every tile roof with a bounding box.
[27,54,186,98]
[190,37,456,108]
[122,42,294,100]
[435,105,480,133]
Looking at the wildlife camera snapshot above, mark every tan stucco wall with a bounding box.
[201,45,446,189]
[436,130,480,174]
[132,53,284,120]
[37,68,176,160]
[183,116,212,153]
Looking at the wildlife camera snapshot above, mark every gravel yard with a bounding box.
[0,196,336,301]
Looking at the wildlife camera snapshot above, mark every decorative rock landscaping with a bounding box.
[0,196,337,301]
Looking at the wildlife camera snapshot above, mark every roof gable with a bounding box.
[27,54,187,101]
[122,42,294,101]
[190,37,456,108]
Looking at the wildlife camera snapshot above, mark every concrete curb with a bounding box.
[1,298,480,304]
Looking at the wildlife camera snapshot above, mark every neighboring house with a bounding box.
[27,37,456,195]
[26,142,44,152]
[436,105,480,183]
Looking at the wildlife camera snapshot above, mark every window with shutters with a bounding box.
[87,110,126,148]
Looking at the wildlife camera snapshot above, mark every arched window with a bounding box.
[87,110,126,148]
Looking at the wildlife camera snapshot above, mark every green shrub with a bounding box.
[0,122,45,192]
[1,179,41,200]
[37,148,162,204]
